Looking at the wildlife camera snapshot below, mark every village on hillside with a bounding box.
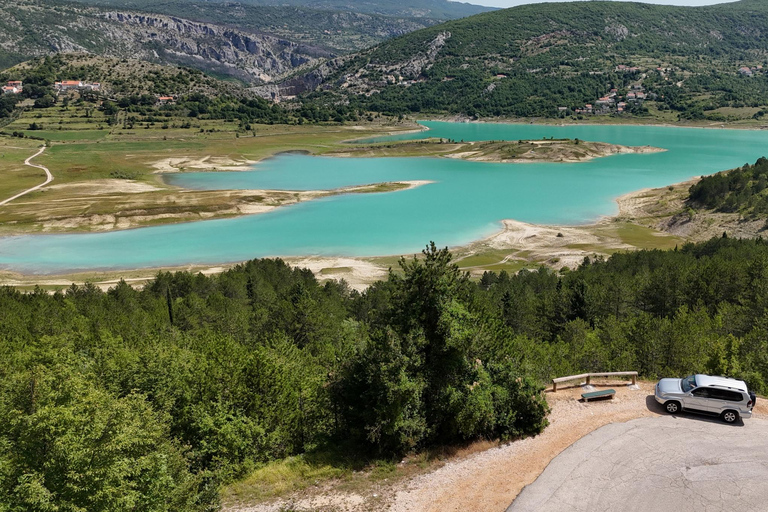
[2,80,22,94]
[738,64,765,77]
[2,77,178,106]
[569,65,660,116]
[54,80,101,92]
[562,62,766,117]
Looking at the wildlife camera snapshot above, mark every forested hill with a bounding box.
[275,0,768,120]
[689,157,768,215]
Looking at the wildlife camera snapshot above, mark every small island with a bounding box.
[329,138,666,163]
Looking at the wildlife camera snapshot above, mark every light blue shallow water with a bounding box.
[3,121,768,273]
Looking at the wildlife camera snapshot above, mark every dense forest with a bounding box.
[4,237,768,509]
[689,157,768,215]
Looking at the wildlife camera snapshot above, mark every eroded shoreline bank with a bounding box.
[0,176,702,290]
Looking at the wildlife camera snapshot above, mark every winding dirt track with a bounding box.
[0,145,51,206]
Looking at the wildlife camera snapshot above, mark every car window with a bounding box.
[681,375,696,393]
[709,389,744,402]
[691,388,710,397]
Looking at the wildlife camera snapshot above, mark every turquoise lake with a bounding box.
[3,121,768,273]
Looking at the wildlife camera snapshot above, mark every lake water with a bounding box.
[3,121,768,273]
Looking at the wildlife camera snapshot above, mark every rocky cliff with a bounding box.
[251,31,450,100]
[0,0,332,83]
[100,11,332,83]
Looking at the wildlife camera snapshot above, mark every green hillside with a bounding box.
[689,157,768,215]
[0,53,361,140]
[288,0,768,120]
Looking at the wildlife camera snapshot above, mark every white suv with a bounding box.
[655,374,756,423]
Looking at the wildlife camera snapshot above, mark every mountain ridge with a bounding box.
[0,0,468,81]
[263,0,768,120]
[69,0,493,21]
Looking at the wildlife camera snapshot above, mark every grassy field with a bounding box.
[453,249,532,274]
[0,99,415,234]
[0,138,46,199]
[220,438,498,510]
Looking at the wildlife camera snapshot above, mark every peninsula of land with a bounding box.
[328,138,666,163]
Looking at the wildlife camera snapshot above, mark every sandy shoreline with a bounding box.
[0,178,686,290]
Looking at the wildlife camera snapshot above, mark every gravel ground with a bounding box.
[229,380,768,512]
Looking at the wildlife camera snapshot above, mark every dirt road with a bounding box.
[0,145,51,206]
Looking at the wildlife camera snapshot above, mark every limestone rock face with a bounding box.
[0,0,333,84]
[252,31,451,101]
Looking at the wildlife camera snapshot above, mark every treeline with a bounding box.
[5,237,768,509]
[689,157,768,214]
[0,245,547,511]
[0,95,19,118]
[107,93,362,126]
[349,69,632,118]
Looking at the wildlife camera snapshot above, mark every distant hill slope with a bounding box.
[70,0,492,21]
[266,0,768,120]
[1,53,246,98]
[0,53,364,131]
[95,1,438,52]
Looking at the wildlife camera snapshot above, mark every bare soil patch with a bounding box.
[614,178,768,241]
[327,139,665,164]
[45,179,162,195]
[152,156,258,173]
[283,257,389,291]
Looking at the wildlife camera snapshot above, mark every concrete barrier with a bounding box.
[552,371,637,392]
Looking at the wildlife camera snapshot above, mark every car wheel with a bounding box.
[665,401,680,414]
[721,410,739,424]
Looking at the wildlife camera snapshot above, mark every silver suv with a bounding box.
[655,374,756,423]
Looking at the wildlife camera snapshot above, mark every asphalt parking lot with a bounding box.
[508,405,768,512]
